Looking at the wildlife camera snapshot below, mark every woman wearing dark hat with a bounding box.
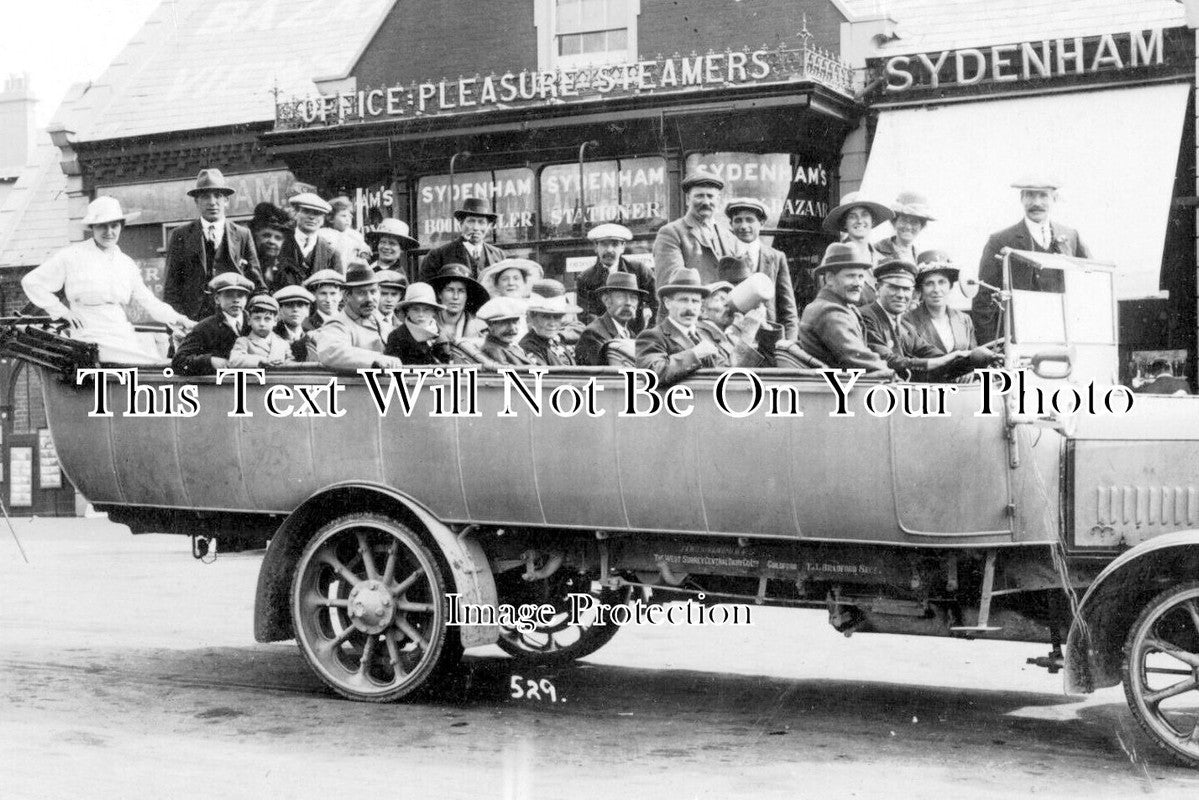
[874,191,935,265]
[907,250,979,357]
[251,202,300,291]
[821,191,895,267]
[23,197,196,363]
[429,263,488,342]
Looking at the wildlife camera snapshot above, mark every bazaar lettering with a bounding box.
[298,50,772,124]
[884,28,1165,92]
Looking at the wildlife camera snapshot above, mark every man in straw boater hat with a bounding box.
[418,197,506,281]
[972,175,1092,341]
[278,192,344,280]
[797,244,891,374]
[652,168,740,302]
[574,222,656,331]
[636,267,761,387]
[724,197,799,339]
[171,272,255,376]
[368,218,420,281]
[315,261,403,371]
[575,271,648,366]
[861,258,997,382]
[521,279,582,366]
[164,168,265,321]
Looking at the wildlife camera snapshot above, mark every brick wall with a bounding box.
[352,0,846,86]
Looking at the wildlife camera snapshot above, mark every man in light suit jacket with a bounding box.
[973,177,1091,341]
[724,197,799,340]
[418,197,505,281]
[652,170,740,316]
[315,262,403,371]
[164,168,265,321]
[636,267,761,387]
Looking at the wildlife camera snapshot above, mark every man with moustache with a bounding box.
[418,197,506,281]
[861,259,993,381]
[636,267,758,387]
[316,261,404,371]
[797,244,891,373]
[652,170,740,302]
[973,177,1091,341]
[476,297,535,365]
[171,272,255,376]
[575,272,647,366]
[164,169,264,321]
[574,223,656,331]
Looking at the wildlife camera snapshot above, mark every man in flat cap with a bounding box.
[273,284,315,362]
[419,197,505,282]
[301,269,345,331]
[797,244,891,373]
[574,223,656,332]
[172,272,254,376]
[575,272,646,366]
[636,267,760,387]
[277,192,344,283]
[164,168,265,321]
[375,269,407,333]
[316,261,404,371]
[476,297,535,365]
[229,294,296,368]
[861,259,994,381]
[652,169,740,306]
[724,197,798,340]
[973,177,1091,341]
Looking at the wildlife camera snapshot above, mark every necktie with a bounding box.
[687,330,701,346]
[205,224,216,244]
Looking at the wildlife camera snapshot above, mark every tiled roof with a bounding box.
[839,0,1186,55]
[74,0,397,142]
[0,135,69,269]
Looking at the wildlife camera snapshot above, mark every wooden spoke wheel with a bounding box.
[1122,581,1199,767]
[291,513,461,702]
[497,578,628,665]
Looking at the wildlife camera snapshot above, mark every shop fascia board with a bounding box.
[867,72,1193,111]
[264,84,860,154]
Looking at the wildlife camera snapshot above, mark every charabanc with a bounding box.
[3,250,1199,767]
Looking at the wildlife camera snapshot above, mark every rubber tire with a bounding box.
[497,586,625,666]
[290,512,462,702]
[1121,580,1199,768]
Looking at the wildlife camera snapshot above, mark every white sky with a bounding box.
[2,0,161,126]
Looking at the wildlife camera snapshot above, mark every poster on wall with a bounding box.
[38,429,61,489]
[10,447,32,507]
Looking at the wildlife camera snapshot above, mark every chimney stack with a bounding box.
[0,73,38,176]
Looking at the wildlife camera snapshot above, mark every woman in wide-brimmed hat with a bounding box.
[367,218,420,277]
[22,196,196,363]
[906,249,978,357]
[429,263,488,342]
[822,191,894,268]
[875,191,935,265]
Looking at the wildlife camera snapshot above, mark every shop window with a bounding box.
[684,153,833,233]
[416,168,536,248]
[10,366,46,436]
[539,157,668,239]
[535,0,640,71]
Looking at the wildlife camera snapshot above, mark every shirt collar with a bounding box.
[222,311,243,329]
[668,317,696,338]
[1024,217,1050,242]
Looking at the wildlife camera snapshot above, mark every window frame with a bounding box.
[534,0,641,72]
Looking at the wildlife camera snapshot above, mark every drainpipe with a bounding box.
[578,140,599,236]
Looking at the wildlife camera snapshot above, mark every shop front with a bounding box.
[265,41,858,308]
[859,26,1197,386]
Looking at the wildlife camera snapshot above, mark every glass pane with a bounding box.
[581,31,606,54]
[684,152,834,233]
[540,157,669,238]
[1064,269,1116,344]
[416,168,535,247]
[1011,290,1067,343]
[558,34,581,56]
[556,0,580,30]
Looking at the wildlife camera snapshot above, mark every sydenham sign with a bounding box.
[880,28,1175,95]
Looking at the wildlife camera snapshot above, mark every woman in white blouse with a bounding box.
[22,196,195,363]
[907,250,978,357]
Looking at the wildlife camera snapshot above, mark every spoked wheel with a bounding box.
[291,512,461,702]
[497,578,628,665]
[1122,581,1199,767]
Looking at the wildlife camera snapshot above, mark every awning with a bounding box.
[859,83,1189,299]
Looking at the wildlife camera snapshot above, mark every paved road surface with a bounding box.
[2,518,1198,799]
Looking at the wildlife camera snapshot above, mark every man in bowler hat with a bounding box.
[797,244,891,373]
[164,168,264,321]
[418,197,505,281]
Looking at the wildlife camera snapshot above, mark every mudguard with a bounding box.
[254,482,498,648]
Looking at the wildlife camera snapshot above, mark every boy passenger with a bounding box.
[273,285,315,362]
[229,294,296,368]
[376,269,407,331]
[301,269,344,331]
[172,272,254,376]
